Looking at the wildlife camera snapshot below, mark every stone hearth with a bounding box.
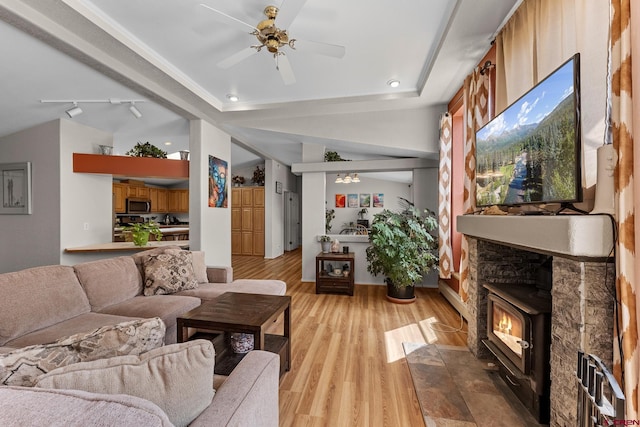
[457,215,615,426]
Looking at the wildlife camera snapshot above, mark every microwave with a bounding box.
[126,198,151,214]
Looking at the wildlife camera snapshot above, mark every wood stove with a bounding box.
[483,282,552,423]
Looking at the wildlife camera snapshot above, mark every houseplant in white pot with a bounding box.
[365,199,438,303]
[320,235,332,254]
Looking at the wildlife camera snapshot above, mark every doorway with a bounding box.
[284,191,300,251]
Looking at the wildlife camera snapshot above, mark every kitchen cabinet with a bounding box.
[149,188,168,213]
[231,187,264,256]
[113,183,127,213]
[168,189,189,213]
[126,185,149,198]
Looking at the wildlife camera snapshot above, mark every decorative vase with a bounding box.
[230,333,254,354]
[321,241,331,253]
[131,231,150,247]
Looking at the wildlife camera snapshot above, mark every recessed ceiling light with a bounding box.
[164,141,172,146]
[387,79,400,88]
[227,94,239,102]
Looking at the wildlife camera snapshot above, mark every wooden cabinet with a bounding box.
[231,187,264,256]
[113,183,127,213]
[149,188,168,213]
[126,185,149,198]
[316,252,355,296]
[168,189,189,213]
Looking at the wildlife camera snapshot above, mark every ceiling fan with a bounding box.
[200,1,345,85]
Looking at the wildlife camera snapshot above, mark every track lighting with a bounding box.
[41,99,146,119]
[65,102,83,118]
[129,102,143,118]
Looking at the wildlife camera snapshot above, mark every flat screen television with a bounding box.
[475,54,582,211]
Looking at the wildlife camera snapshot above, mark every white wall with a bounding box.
[59,120,113,265]
[0,121,61,272]
[264,159,297,259]
[325,174,412,233]
[301,144,326,282]
[189,119,231,267]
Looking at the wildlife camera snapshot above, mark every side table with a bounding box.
[315,252,355,295]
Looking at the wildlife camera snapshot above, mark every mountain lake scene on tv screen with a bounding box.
[475,62,578,207]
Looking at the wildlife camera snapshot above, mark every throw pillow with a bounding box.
[0,317,165,387]
[36,340,216,427]
[142,250,199,296]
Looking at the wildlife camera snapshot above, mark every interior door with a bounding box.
[284,192,300,251]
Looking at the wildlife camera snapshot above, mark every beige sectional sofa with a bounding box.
[0,246,286,426]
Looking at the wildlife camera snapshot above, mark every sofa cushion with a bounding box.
[142,250,199,295]
[0,386,174,427]
[97,294,201,335]
[0,265,91,346]
[36,340,216,427]
[74,256,143,311]
[0,318,165,387]
[176,279,287,302]
[191,251,208,283]
[5,313,140,349]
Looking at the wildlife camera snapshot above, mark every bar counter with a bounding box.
[65,240,190,253]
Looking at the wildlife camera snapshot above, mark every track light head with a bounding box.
[65,102,83,118]
[129,103,142,119]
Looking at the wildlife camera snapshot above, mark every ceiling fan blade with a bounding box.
[276,0,309,29]
[275,55,296,86]
[199,4,257,32]
[293,39,346,59]
[218,47,258,69]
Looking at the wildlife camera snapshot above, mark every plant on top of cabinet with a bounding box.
[324,151,350,162]
[126,141,167,158]
[251,166,265,186]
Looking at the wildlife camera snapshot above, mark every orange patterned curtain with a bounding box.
[438,113,453,279]
[459,69,490,301]
[610,0,638,419]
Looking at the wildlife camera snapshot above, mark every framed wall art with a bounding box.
[347,193,358,208]
[1,162,32,215]
[359,193,371,207]
[208,156,228,208]
[335,194,346,208]
[373,193,384,207]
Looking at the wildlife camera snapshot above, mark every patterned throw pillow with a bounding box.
[0,317,165,387]
[142,251,199,296]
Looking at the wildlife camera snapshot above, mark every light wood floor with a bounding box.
[232,249,468,427]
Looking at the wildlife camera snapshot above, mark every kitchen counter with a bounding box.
[65,240,190,253]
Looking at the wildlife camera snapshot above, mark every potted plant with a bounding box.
[232,175,245,186]
[365,199,438,303]
[320,235,332,253]
[325,209,335,233]
[122,221,163,247]
[125,141,167,158]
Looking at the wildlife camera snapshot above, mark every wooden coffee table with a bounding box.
[177,292,291,377]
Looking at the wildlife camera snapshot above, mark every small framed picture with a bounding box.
[347,194,358,208]
[335,194,346,208]
[373,193,384,207]
[1,162,32,215]
[275,181,283,194]
[359,193,371,207]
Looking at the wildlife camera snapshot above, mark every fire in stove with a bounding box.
[493,308,524,356]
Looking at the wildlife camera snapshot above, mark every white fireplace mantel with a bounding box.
[457,215,615,259]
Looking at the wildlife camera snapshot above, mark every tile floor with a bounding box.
[403,343,546,427]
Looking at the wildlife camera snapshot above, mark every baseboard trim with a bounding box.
[438,280,469,321]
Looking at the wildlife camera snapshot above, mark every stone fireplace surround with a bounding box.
[457,215,615,426]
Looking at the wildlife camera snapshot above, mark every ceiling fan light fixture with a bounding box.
[387,79,400,88]
[226,94,239,102]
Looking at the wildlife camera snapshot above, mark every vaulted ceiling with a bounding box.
[0,0,521,170]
